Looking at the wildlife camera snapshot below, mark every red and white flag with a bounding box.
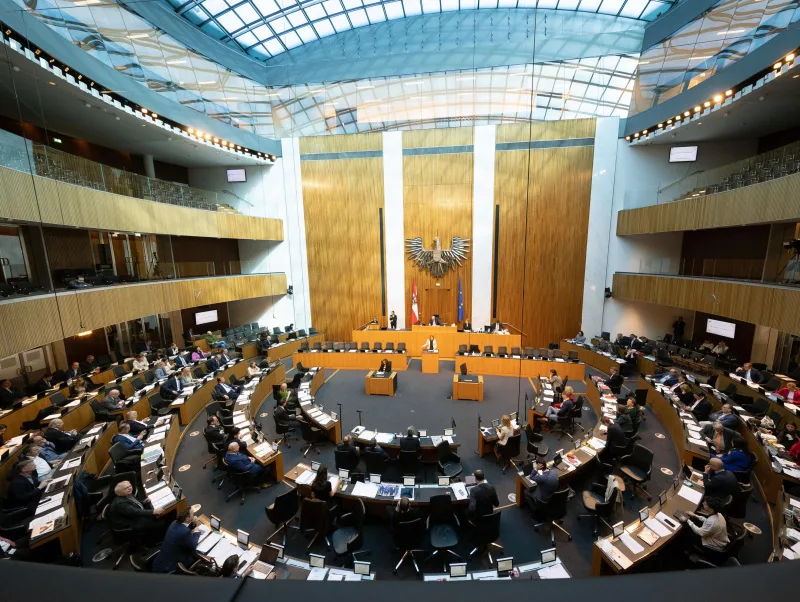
[411,278,419,325]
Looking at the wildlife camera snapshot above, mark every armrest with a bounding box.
[591,483,605,495]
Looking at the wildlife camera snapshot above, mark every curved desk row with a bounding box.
[267,334,325,363]
[293,350,409,372]
[296,367,341,444]
[352,330,521,360]
[560,341,626,375]
[457,355,585,380]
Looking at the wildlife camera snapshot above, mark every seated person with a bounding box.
[206,354,223,372]
[428,315,441,326]
[614,404,633,433]
[603,367,624,393]
[80,355,102,375]
[700,340,715,352]
[70,377,88,399]
[595,338,611,352]
[204,416,226,445]
[100,388,126,411]
[490,319,504,333]
[547,369,563,391]
[544,386,574,423]
[67,275,92,289]
[625,396,640,423]
[7,459,48,508]
[676,383,694,406]
[224,442,269,485]
[173,353,190,369]
[167,343,181,357]
[274,397,298,427]
[310,464,336,505]
[108,480,168,542]
[574,331,586,345]
[493,415,514,473]
[19,445,55,480]
[668,374,688,393]
[388,496,421,529]
[687,392,713,422]
[523,459,558,520]
[462,319,472,332]
[366,437,389,459]
[32,373,61,395]
[214,376,240,401]
[179,367,195,387]
[709,403,739,429]
[161,373,184,401]
[678,496,730,552]
[776,382,800,404]
[701,421,737,455]
[735,362,762,384]
[219,351,233,365]
[112,423,145,452]
[467,469,499,522]
[65,361,92,386]
[336,435,360,464]
[399,427,421,453]
[718,438,753,472]
[712,341,729,356]
[778,423,799,448]
[599,416,627,462]
[653,368,679,387]
[30,434,65,463]
[378,358,391,373]
[789,439,800,462]
[125,411,148,435]
[246,361,261,379]
[153,360,170,380]
[702,457,741,497]
[132,354,149,372]
[152,508,202,574]
[630,335,644,351]
[43,418,80,454]
[0,379,23,409]
[225,426,248,454]
[190,347,207,362]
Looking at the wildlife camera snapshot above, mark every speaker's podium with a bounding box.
[421,350,439,374]
[366,370,397,396]
[453,373,484,401]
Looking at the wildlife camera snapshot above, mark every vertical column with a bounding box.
[383,131,406,328]
[281,138,312,330]
[471,125,496,327]
[142,154,156,179]
[581,117,619,337]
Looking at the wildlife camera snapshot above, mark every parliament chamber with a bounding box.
[0,0,800,597]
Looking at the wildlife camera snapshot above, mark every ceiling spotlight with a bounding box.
[774,62,782,70]
[187,128,194,134]
[713,94,723,103]
[236,145,241,150]
[725,89,733,96]
[634,132,639,138]
[152,113,158,119]
[204,133,211,140]
[694,106,701,112]
[141,108,148,113]
[34,49,40,55]
[625,136,631,141]
[704,101,711,107]
[64,67,69,72]
[667,119,672,124]
[657,123,663,128]
[642,130,647,135]
[787,53,795,62]
[684,111,690,117]
[213,137,219,142]
[77,74,82,80]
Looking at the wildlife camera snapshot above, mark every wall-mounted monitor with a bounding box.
[226,168,246,182]
[195,310,218,326]
[707,318,736,338]
[669,146,698,162]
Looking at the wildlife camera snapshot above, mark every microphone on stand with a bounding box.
[451,417,457,430]
[337,402,343,442]
[474,414,482,456]
[356,409,363,426]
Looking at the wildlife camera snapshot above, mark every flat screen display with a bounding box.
[669,146,698,162]
[226,168,246,182]
[707,318,736,338]
[195,310,218,326]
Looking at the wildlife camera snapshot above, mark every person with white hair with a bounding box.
[19,445,54,480]
[43,418,80,454]
[108,480,168,542]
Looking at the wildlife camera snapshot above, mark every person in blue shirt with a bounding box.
[366,438,389,459]
[112,423,145,451]
[152,508,202,573]
[709,403,739,429]
[30,434,66,463]
[653,368,680,387]
[719,438,753,472]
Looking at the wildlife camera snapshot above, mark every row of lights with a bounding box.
[626,51,797,143]
[3,22,274,163]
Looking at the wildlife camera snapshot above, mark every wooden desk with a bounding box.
[560,341,625,375]
[350,429,460,463]
[478,427,497,456]
[636,355,659,376]
[252,447,284,481]
[298,368,340,444]
[352,330,520,359]
[453,375,483,401]
[292,351,409,371]
[456,355,585,380]
[0,386,71,437]
[267,334,325,363]
[412,325,457,334]
[365,371,397,396]
[422,352,440,374]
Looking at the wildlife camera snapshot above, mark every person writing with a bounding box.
[422,335,438,352]
[378,358,391,373]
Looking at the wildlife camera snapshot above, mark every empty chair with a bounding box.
[619,444,654,500]
[533,488,572,541]
[264,489,300,546]
[300,497,332,549]
[386,342,395,352]
[483,345,493,357]
[313,341,322,351]
[469,510,503,565]
[335,448,360,473]
[324,341,334,352]
[568,350,579,360]
[392,517,426,574]
[299,419,326,457]
[551,349,563,359]
[425,495,462,570]
[225,459,261,505]
[524,347,536,358]
[437,441,463,479]
[457,344,468,355]
[365,450,388,476]
[495,433,521,472]
[397,342,407,354]
[373,342,382,352]
[579,480,621,535]
[360,342,370,352]
[399,450,421,479]
[297,329,308,338]
[334,342,345,352]
[511,346,521,356]
[497,346,508,357]
[332,498,368,566]
[539,348,551,359]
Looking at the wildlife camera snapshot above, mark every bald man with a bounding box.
[224,442,269,485]
[702,457,740,497]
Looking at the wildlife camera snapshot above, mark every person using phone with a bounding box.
[153,508,203,573]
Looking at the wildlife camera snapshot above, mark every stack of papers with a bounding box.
[295,470,315,485]
[196,532,223,554]
[60,456,83,470]
[619,532,644,555]
[29,507,65,538]
[149,486,177,510]
[588,437,606,450]
[351,481,380,498]
[451,483,468,500]
[644,517,671,537]
[597,539,632,569]
[538,564,570,579]
[36,491,65,515]
[677,486,703,504]
[375,432,394,444]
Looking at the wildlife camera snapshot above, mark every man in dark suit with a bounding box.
[490,319,503,332]
[172,354,190,369]
[112,423,145,451]
[399,427,421,453]
[709,404,739,429]
[336,435,360,464]
[152,508,202,573]
[80,355,102,375]
[614,404,633,433]
[688,392,713,422]
[544,394,573,424]
[524,459,558,520]
[735,363,762,384]
[467,469,499,521]
[702,458,740,497]
[65,362,89,383]
[0,379,23,409]
[213,376,240,401]
[654,368,679,387]
[428,315,440,326]
[599,416,627,462]
[701,422,738,454]
[204,416,226,445]
[206,354,222,372]
[8,459,48,508]
[225,426,248,454]
[462,319,472,332]
[43,419,80,454]
[274,397,298,427]
[108,480,168,541]
[125,411,148,435]
[603,367,624,394]
[219,351,233,365]
[225,442,268,484]
[389,311,398,330]
[161,373,184,401]
[100,388,125,411]
[32,374,60,395]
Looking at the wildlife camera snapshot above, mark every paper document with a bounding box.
[451,483,468,500]
[295,470,315,485]
[656,512,680,531]
[538,564,570,579]
[196,532,223,554]
[351,481,380,498]
[645,517,671,538]
[677,485,703,505]
[597,539,632,569]
[308,568,328,580]
[687,437,708,448]
[60,456,83,470]
[619,532,644,555]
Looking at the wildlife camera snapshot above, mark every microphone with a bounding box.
[451,417,457,429]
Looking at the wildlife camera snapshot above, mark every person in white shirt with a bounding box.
[168,344,180,356]
[132,354,149,372]
[712,341,729,355]
[421,336,438,352]
[679,496,730,551]
[20,445,54,480]
[246,361,261,378]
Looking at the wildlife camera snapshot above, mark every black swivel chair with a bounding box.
[525,424,549,458]
[264,489,300,546]
[399,450,422,480]
[457,344,468,355]
[392,517,426,574]
[364,450,389,476]
[437,441,463,479]
[425,494,462,571]
[497,346,508,357]
[534,488,572,541]
[332,498,369,566]
[274,414,297,448]
[335,449,360,473]
[397,342,407,354]
[511,346,522,356]
[469,510,503,565]
[495,433,521,473]
[483,346,494,357]
[300,497,332,550]
[108,442,142,475]
[579,483,621,535]
[619,444,654,500]
[299,418,326,457]
[524,347,536,359]
[224,460,261,505]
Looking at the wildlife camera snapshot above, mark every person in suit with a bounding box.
[108,481,167,541]
[43,418,80,453]
[32,373,60,395]
[389,311,398,329]
[654,368,680,387]
[70,378,88,399]
[152,508,202,573]
[191,347,207,362]
[524,459,558,520]
[688,392,713,422]
[0,423,6,446]
[676,384,695,407]
[428,315,441,326]
[206,354,222,373]
[7,459,47,508]
[65,362,84,382]
[204,416,226,445]
[173,353,190,369]
[80,355,102,375]
[336,435,360,464]
[366,437,389,459]
[421,336,438,352]
[467,469,499,521]
[719,438,753,472]
[709,404,739,429]
[599,416,627,462]
[544,387,574,423]
[614,404,633,433]
[225,426,248,454]
[378,358,391,373]
[153,360,170,380]
[702,458,741,497]
[630,335,644,351]
[735,363,762,384]
[113,423,145,451]
[224,442,269,484]
[274,397,298,427]
[67,275,91,289]
[574,331,586,345]
[604,367,624,393]
[700,422,737,455]
[161,373,184,401]
[388,496,421,530]
[125,411,148,435]
[672,316,686,343]
[399,427,421,453]
[490,319,504,332]
[214,376,240,401]
[101,388,125,410]
[219,351,233,365]
[462,318,472,332]
[0,379,23,409]
[595,338,611,352]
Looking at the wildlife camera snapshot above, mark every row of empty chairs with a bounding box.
[301,341,407,353]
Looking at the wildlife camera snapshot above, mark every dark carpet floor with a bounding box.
[80,358,774,578]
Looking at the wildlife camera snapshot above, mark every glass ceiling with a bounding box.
[160,0,677,59]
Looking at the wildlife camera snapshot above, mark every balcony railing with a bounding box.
[631,256,800,286]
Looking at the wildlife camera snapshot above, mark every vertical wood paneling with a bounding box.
[402,148,473,326]
[302,157,385,341]
[299,133,382,154]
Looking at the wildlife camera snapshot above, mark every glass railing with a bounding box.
[0,129,243,214]
[626,257,800,287]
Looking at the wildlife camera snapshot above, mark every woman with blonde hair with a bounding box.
[494,415,515,473]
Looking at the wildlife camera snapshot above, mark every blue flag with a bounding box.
[457,278,464,322]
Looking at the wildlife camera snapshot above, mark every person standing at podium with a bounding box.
[422,336,438,352]
[389,311,398,329]
[379,358,391,373]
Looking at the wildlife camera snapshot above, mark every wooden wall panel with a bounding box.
[403,128,474,149]
[612,274,800,336]
[494,121,596,348]
[299,133,382,154]
[617,171,800,235]
[0,274,286,359]
[42,227,94,272]
[0,166,282,242]
[302,158,384,342]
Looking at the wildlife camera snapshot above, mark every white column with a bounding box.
[142,154,155,179]
[471,125,495,327]
[581,117,619,338]
[382,131,406,328]
[281,138,312,330]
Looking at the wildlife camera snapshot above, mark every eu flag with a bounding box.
[457,278,464,322]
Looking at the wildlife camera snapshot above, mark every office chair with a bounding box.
[360,342,370,353]
[578,482,621,535]
[300,497,332,549]
[551,349,563,359]
[511,346,521,356]
[495,433,521,473]
[287,373,303,390]
[332,498,369,566]
[296,362,309,374]
[568,350,579,361]
[106,507,140,570]
[224,459,261,505]
[128,548,161,572]
[392,517,426,574]
[324,341,334,352]
[299,418,326,457]
[386,342,395,352]
[469,510,503,565]
[264,489,301,546]
[436,441,463,479]
[399,450,422,480]
[497,346,508,357]
[364,450,389,476]
[533,488,572,541]
[731,454,757,486]
[524,347,536,359]
[425,494,462,571]
[483,345,494,357]
[108,442,142,475]
[457,344,468,355]
[619,444,654,500]
[373,342,382,352]
[570,396,585,432]
[550,414,574,441]
[688,523,746,567]
[274,414,296,448]
[335,449,360,473]
[397,342,407,353]
[725,483,752,529]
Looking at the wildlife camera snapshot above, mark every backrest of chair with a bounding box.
[108,442,130,464]
[484,346,493,354]
[300,498,330,534]
[511,347,521,356]
[364,450,387,474]
[631,444,654,471]
[547,488,570,519]
[393,517,426,549]
[436,440,454,461]
[374,342,382,350]
[595,488,619,518]
[335,449,358,471]
[271,489,300,521]
[397,342,406,351]
[524,347,535,357]
[475,510,502,543]
[551,349,563,359]
[428,494,456,526]
[361,342,370,350]
[299,419,314,439]
[386,342,395,350]
[498,346,507,355]
[458,344,467,353]
[325,341,334,350]
[505,433,521,457]
[399,450,419,474]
